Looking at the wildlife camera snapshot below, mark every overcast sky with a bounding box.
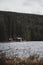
[0,0,43,15]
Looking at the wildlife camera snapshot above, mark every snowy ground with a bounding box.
[0,41,43,58]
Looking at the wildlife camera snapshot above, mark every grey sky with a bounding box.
[0,0,43,15]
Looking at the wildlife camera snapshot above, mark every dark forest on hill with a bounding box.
[0,11,43,42]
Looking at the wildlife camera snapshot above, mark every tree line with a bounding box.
[0,11,43,42]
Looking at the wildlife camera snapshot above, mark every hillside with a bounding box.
[0,11,43,41]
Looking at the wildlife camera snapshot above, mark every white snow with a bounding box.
[0,41,43,58]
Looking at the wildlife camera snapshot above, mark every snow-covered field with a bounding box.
[0,41,43,58]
